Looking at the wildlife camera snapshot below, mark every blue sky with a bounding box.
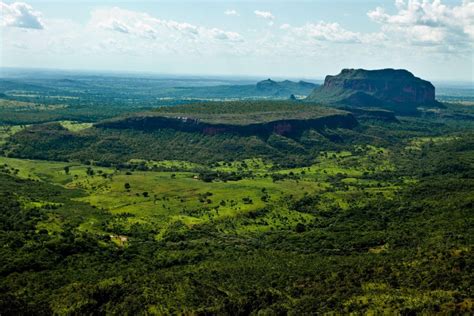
[1,0,473,81]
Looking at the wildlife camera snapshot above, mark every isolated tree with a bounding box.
[86,167,94,176]
[295,223,306,233]
[124,183,131,190]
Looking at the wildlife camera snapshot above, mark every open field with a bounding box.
[0,142,403,238]
[0,99,68,110]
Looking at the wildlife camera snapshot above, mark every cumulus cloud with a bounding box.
[282,21,383,44]
[224,9,239,16]
[103,19,129,34]
[79,6,245,58]
[1,1,470,79]
[166,20,198,35]
[254,10,275,25]
[91,6,241,43]
[0,1,44,29]
[93,7,200,40]
[209,28,242,42]
[93,7,159,39]
[368,0,474,47]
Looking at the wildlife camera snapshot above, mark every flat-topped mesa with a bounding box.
[307,68,441,113]
[95,101,358,138]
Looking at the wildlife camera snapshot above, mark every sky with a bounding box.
[0,0,473,81]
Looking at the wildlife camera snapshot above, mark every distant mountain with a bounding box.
[306,69,442,113]
[0,75,318,106]
[255,79,317,97]
[169,79,318,99]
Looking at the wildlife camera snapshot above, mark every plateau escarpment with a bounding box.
[4,101,359,165]
[96,101,357,138]
[307,69,442,113]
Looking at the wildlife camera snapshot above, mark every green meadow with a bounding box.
[0,142,402,240]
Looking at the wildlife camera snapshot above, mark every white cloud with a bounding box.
[92,7,159,39]
[0,1,44,29]
[12,41,27,49]
[254,10,275,26]
[254,10,274,20]
[368,0,474,47]
[224,9,239,16]
[166,20,198,35]
[1,2,471,80]
[102,19,130,33]
[209,28,242,42]
[79,6,246,59]
[282,21,383,44]
[91,6,242,43]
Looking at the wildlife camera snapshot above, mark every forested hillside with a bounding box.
[0,130,472,314]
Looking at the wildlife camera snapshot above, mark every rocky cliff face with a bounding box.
[96,113,357,138]
[307,69,441,113]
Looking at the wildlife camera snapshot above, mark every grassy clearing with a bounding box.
[344,283,456,313]
[0,143,405,238]
[0,99,37,108]
[212,158,273,174]
[74,171,322,234]
[0,125,25,145]
[59,120,93,132]
[0,99,67,110]
[129,159,203,171]
[405,135,460,151]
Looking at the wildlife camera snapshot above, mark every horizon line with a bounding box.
[0,66,472,85]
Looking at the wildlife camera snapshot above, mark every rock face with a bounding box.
[306,69,441,113]
[96,113,357,138]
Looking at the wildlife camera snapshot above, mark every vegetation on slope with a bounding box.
[2,101,361,166]
[0,131,472,314]
[150,100,344,124]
